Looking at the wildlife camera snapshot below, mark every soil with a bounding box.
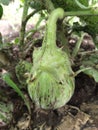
[0,21,98,130]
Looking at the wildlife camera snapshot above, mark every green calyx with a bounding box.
[27,8,75,109]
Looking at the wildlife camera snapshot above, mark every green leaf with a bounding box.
[80,66,98,82]
[1,72,31,113]
[0,4,3,19]
[80,51,98,82]
[14,37,20,44]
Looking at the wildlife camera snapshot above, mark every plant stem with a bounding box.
[58,30,70,56]
[74,0,90,9]
[19,7,40,47]
[42,8,64,49]
[74,67,92,77]
[79,50,98,56]
[19,0,29,46]
[72,32,85,58]
[25,10,40,24]
[64,10,98,16]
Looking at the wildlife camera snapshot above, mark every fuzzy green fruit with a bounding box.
[27,8,75,109]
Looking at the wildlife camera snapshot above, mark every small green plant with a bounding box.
[1,71,31,113]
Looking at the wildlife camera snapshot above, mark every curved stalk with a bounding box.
[42,8,64,49]
[74,0,90,9]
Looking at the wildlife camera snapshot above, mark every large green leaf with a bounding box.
[0,4,3,19]
[80,51,98,82]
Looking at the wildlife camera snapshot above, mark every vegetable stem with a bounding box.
[42,8,64,48]
[72,32,85,58]
[19,0,29,46]
[64,10,98,16]
[74,67,92,76]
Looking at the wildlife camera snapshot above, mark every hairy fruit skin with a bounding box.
[27,8,75,109]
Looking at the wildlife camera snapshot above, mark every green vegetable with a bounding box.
[27,8,75,109]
